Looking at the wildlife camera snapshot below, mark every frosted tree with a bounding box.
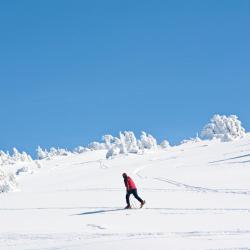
[0,151,9,165]
[36,146,48,159]
[123,131,139,153]
[119,132,128,154]
[10,148,33,163]
[106,133,128,159]
[201,114,246,142]
[102,135,114,149]
[139,131,158,149]
[48,147,58,157]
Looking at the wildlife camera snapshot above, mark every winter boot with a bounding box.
[124,205,131,209]
[140,200,146,208]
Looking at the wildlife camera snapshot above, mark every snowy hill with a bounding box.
[1,132,250,250]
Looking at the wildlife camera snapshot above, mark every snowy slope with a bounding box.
[1,135,250,250]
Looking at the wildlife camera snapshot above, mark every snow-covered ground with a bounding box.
[1,135,250,250]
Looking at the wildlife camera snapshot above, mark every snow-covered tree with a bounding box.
[0,151,9,165]
[0,148,32,165]
[201,114,246,142]
[119,132,128,154]
[139,131,158,150]
[122,131,139,153]
[102,135,114,149]
[12,148,32,162]
[36,146,48,159]
[106,131,140,159]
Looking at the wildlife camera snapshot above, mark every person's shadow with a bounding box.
[72,208,124,216]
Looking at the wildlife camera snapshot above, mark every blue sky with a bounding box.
[0,0,249,156]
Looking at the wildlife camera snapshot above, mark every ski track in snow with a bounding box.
[153,177,250,195]
[133,156,250,196]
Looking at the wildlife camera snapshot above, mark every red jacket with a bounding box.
[124,176,136,190]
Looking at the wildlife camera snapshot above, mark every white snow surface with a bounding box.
[1,134,250,250]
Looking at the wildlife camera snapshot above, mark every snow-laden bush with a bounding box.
[0,168,18,193]
[201,114,246,142]
[36,146,71,159]
[160,140,170,149]
[0,148,33,166]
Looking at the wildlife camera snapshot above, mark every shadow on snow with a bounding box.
[72,208,124,215]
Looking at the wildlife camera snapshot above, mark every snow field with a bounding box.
[1,134,250,249]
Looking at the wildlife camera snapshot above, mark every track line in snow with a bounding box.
[131,155,250,200]
[154,177,250,195]
[209,154,250,164]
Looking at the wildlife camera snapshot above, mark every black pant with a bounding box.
[126,189,143,206]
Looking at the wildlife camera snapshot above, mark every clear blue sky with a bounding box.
[0,0,249,156]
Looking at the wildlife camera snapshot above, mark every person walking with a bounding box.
[122,173,145,209]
